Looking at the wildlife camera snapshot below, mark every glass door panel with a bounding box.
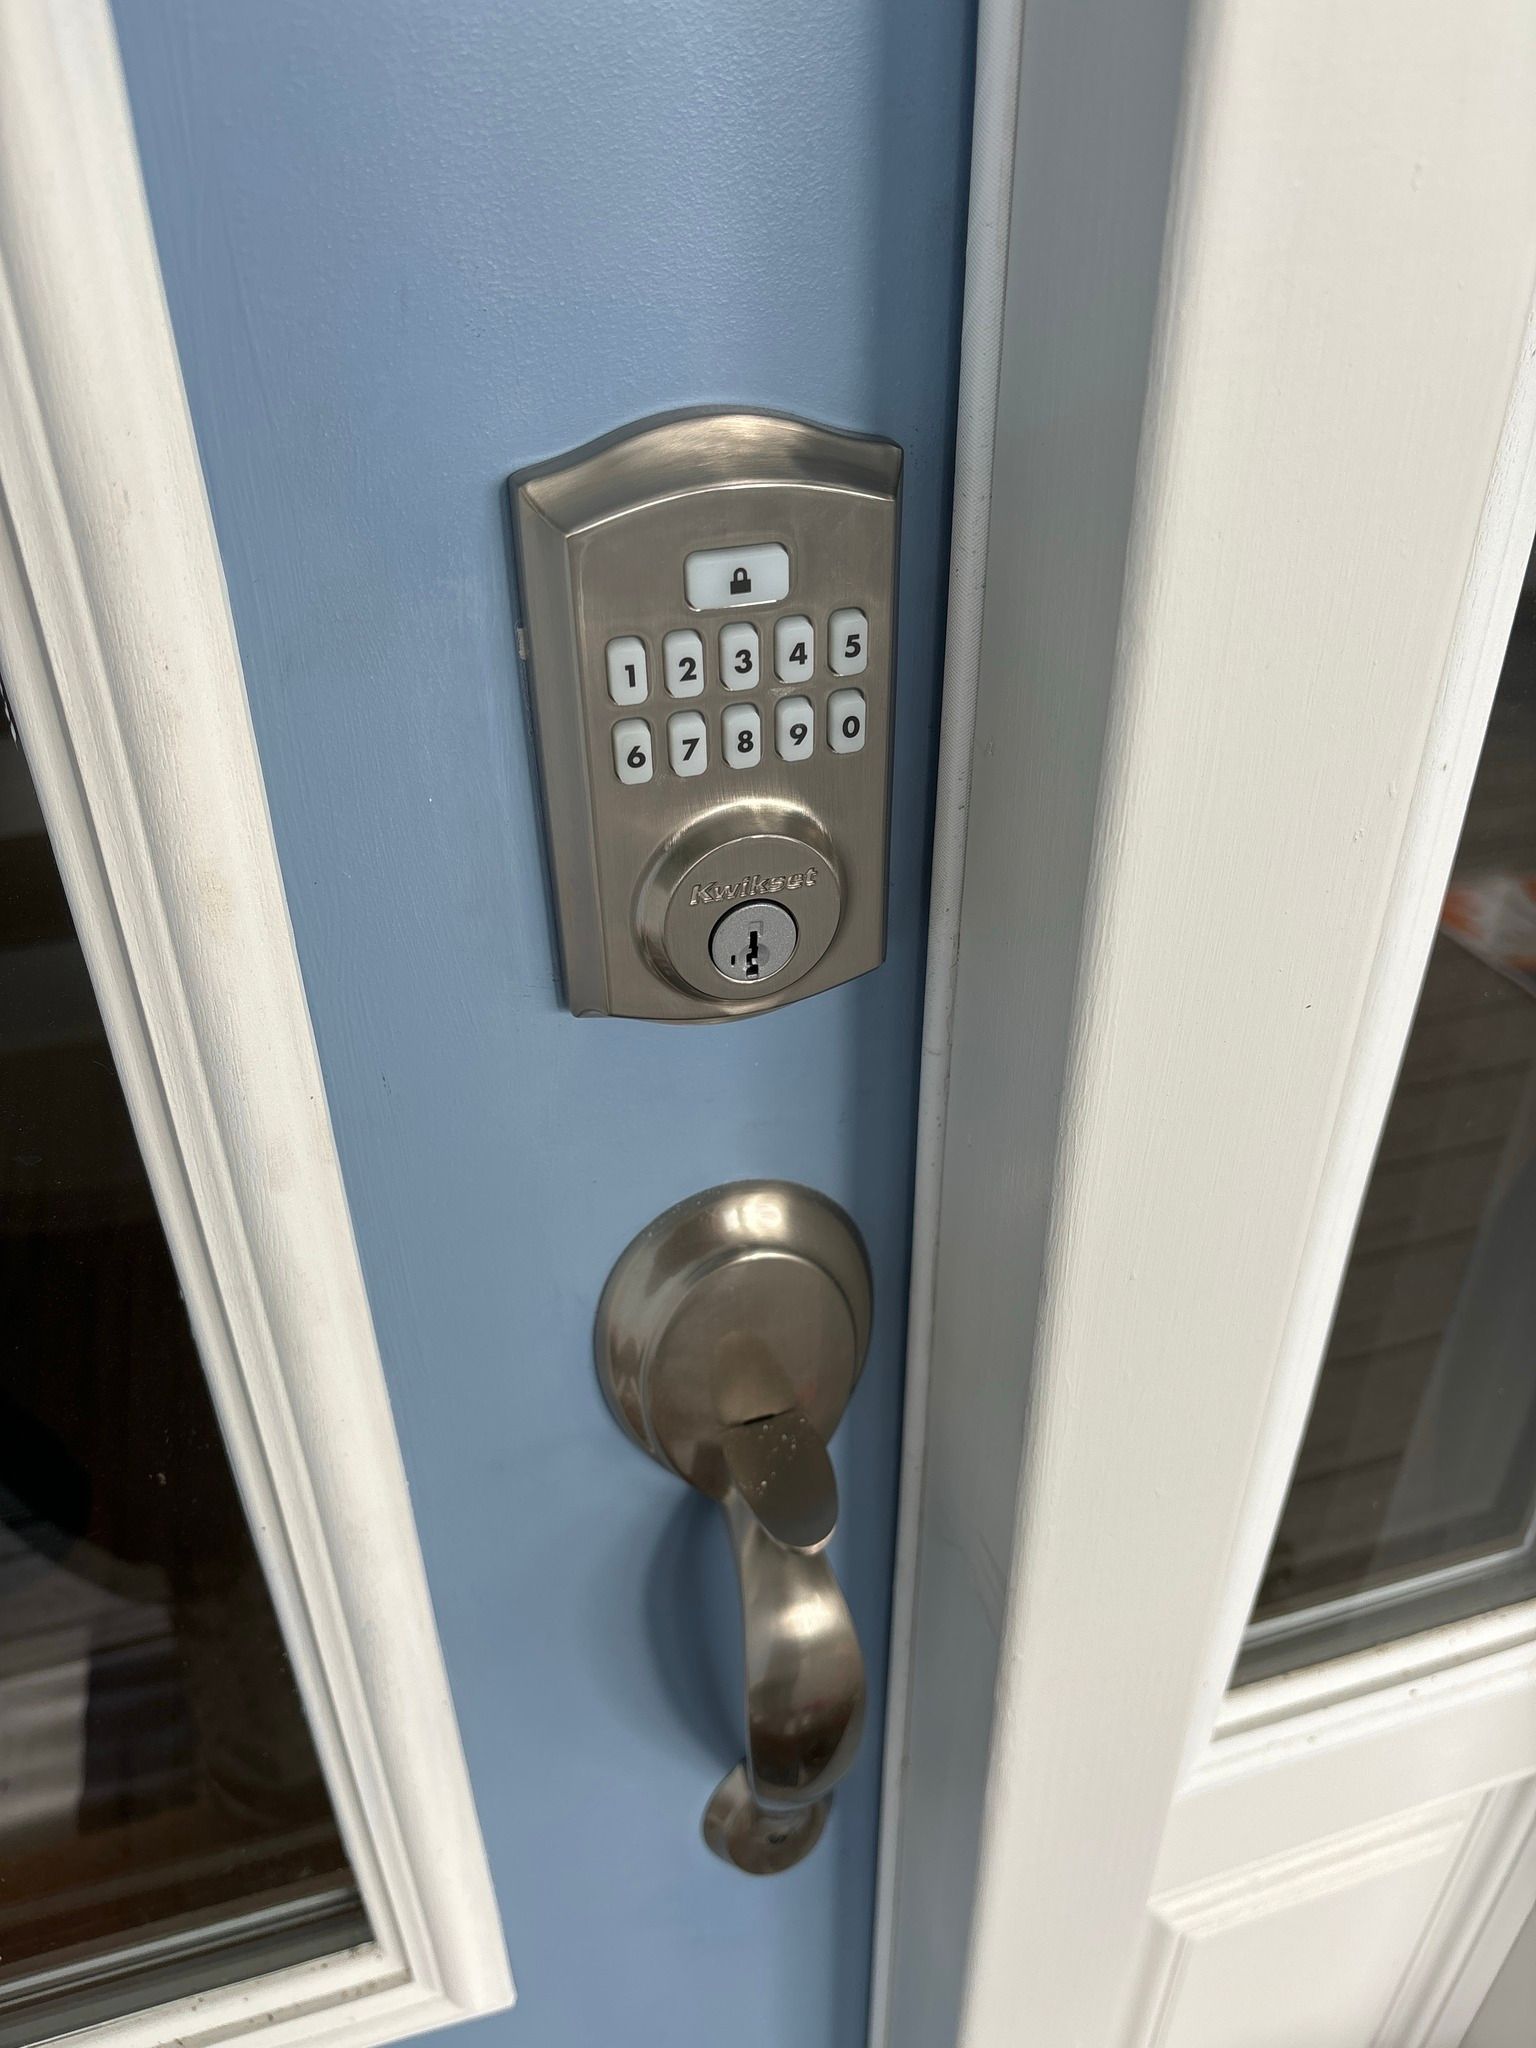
[0,712,367,2039]
[1241,545,1536,1682]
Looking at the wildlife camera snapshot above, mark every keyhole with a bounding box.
[708,901,798,985]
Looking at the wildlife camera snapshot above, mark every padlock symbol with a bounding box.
[729,565,752,596]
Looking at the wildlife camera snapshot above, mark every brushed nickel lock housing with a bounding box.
[595,1181,871,1872]
[511,411,901,1021]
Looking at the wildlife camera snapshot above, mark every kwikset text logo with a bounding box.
[689,866,819,909]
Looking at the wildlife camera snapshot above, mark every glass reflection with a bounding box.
[0,714,365,2035]
[1242,552,1536,1681]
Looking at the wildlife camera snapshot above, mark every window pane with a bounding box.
[0,713,366,2036]
[1240,548,1536,1683]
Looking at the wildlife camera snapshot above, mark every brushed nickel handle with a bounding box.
[595,1182,871,1874]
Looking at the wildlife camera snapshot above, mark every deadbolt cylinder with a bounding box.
[637,803,842,1004]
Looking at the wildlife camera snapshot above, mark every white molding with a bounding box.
[1378,1782,1536,2048]
[877,3,1536,2043]
[0,5,512,2044]
[1132,1792,1505,2048]
[867,0,1024,2040]
[1218,1601,1536,1742]
[1151,1633,1536,2044]
[1189,1636,1536,1821]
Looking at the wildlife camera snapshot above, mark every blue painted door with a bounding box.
[109,4,975,2042]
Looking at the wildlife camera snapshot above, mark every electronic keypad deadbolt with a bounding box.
[511,411,902,1021]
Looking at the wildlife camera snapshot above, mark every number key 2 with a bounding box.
[663,629,704,697]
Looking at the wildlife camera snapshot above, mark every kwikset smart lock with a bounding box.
[511,411,902,1021]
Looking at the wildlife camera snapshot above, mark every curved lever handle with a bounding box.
[594,1182,873,1875]
[700,1415,865,1870]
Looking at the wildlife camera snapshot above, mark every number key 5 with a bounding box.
[827,608,868,678]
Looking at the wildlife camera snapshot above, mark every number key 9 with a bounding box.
[774,695,815,762]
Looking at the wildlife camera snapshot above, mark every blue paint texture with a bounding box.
[110,3,974,2041]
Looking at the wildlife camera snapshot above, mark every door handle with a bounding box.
[596,1182,871,1874]
[714,1415,864,1865]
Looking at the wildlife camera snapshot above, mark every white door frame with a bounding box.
[0,7,511,2044]
[875,1,1536,2042]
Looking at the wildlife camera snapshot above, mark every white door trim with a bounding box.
[876,2,1536,2042]
[0,5,512,2043]
[1162,1629,1536,2046]
[868,0,1025,2037]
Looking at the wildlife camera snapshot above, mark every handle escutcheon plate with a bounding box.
[594,1181,871,1874]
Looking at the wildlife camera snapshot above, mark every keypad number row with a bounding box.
[611,690,865,784]
[604,608,868,705]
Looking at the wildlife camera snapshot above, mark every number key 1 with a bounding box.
[605,634,649,704]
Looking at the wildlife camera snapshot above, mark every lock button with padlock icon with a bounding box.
[683,542,791,610]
